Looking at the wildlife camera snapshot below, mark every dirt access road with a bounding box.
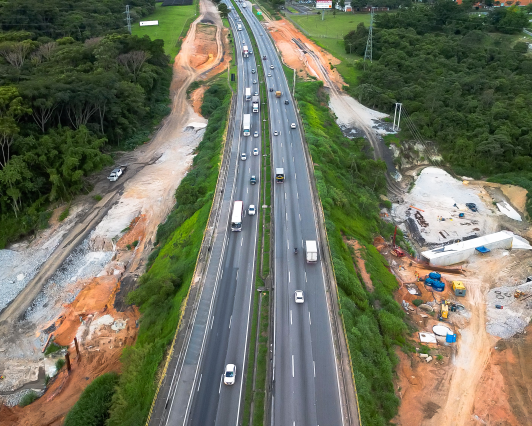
[0,0,229,421]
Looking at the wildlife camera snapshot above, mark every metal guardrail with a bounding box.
[145,92,237,426]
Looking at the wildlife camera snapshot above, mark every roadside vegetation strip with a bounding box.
[295,80,410,426]
[222,17,239,93]
[132,2,198,59]
[95,82,232,426]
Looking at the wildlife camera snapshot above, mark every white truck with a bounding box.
[275,168,284,183]
[243,114,251,136]
[242,2,246,7]
[237,23,242,31]
[245,87,251,100]
[305,240,318,263]
[243,45,249,58]
[252,95,259,113]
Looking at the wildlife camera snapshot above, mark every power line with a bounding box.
[125,5,131,34]
[364,7,374,68]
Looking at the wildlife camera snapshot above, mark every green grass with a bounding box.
[55,358,66,371]
[19,391,39,407]
[58,206,70,222]
[44,342,66,356]
[131,3,197,59]
[222,18,238,92]
[64,372,119,426]
[252,292,269,425]
[287,6,298,13]
[383,134,400,148]
[92,194,103,202]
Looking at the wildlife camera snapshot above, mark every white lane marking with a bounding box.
[313,361,316,377]
[287,240,289,251]
[309,311,311,325]
[197,374,202,392]
[236,270,239,280]
[297,192,299,199]
[299,213,301,221]
[292,355,294,378]
[288,271,291,283]
[247,187,249,194]
[294,173,297,179]
[282,157,284,163]
[285,192,287,200]
[219,374,223,394]
[229,315,232,329]
[293,157,294,162]
[290,310,292,325]
[286,212,288,221]
[211,315,214,329]
[305,271,307,282]
[241,238,243,246]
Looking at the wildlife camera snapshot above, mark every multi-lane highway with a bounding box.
[236,3,344,425]
[150,2,346,425]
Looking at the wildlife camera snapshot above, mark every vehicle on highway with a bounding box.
[224,364,237,385]
[237,24,242,31]
[274,131,279,136]
[251,69,256,74]
[291,123,296,129]
[295,290,304,304]
[253,148,259,155]
[250,175,257,185]
[231,201,243,232]
[254,91,258,96]
[245,87,251,100]
[253,79,257,84]
[108,167,125,182]
[241,152,247,161]
[270,88,274,92]
[270,65,274,69]
[248,205,256,216]
[275,168,285,183]
[262,55,267,59]
[249,49,253,55]
[306,240,318,263]
[243,114,251,136]
[275,90,281,97]
[254,131,259,137]
[267,73,272,77]
[284,100,289,105]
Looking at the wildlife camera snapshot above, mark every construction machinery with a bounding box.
[452,280,466,297]
[440,303,449,320]
[391,225,406,257]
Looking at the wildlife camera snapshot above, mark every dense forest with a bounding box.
[0,0,170,248]
[344,2,532,176]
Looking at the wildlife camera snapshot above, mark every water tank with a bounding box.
[429,272,442,280]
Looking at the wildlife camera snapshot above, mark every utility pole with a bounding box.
[393,103,402,131]
[125,5,132,34]
[363,7,374,69]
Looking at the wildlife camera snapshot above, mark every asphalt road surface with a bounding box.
[237,2,345,425]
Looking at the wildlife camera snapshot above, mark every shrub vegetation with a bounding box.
[64,372,119,426]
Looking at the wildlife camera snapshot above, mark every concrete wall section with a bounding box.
[421,231,513,266]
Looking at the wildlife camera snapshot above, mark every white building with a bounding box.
[335,1,352,12]
[421,231,513,267]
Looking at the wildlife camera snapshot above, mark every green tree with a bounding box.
[0,86,31,167]
[218,3,229,18]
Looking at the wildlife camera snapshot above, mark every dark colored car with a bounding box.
[466,203,478,212]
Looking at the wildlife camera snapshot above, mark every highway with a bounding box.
[155,7,263,426]
[150,1,346,425]
[236,2,345,425]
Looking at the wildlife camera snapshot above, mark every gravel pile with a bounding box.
[486,282,532,339]
[24,235,114,325]
[0,388,45,407]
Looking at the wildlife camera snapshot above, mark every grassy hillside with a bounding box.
[296,80,410,425]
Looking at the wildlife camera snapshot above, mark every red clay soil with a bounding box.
[344,238,374,291]
[191,86,208,116]
[0,275,139,426]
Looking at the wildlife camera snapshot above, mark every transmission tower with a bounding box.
[125,5,132,34]
[363,7,374,68]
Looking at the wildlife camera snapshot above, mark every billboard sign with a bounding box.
[140,21,159,26]
[315,0,332,8]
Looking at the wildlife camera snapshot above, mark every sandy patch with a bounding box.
[191,85,208,116]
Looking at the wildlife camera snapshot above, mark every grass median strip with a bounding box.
[230,2,272,424]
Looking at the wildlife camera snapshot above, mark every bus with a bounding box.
[231,201,243,231]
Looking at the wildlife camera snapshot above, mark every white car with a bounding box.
[253,148,259,156]
[295,290,304,304]
[107,167,124,182]
[241,152,247,161]
[253,80,257,84]
[254,91,258,96]
[254,131,259,137]
[224,364,236,385]
[248,205,256,215]
[270,65,274,69]
[291,123,296,129]
[274,131,279,136]
[267,73,272,77]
